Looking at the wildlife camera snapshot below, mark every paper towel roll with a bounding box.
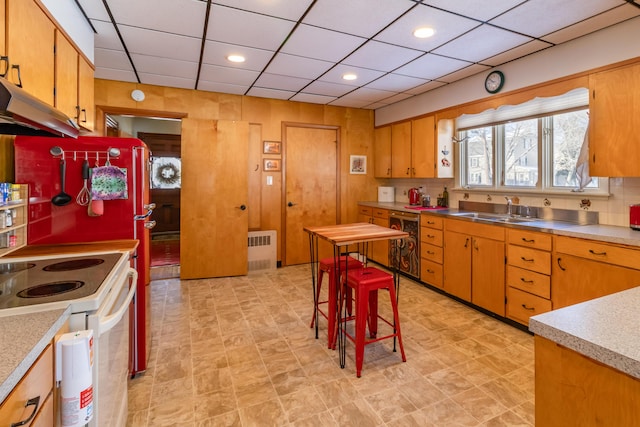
[56,330,94,427]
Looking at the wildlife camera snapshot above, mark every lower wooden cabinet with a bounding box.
[357,205,389,266]
[0,344,54,426]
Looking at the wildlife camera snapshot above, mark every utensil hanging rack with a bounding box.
[49,146,121,161]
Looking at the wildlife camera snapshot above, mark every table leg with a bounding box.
[308,233,319,339]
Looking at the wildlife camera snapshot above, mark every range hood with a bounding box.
[0,77,79,138]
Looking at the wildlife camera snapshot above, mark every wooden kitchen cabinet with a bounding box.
[357,205,390,266]
[420,213,443,288]
[6,0,55,105]
[506,229,552,325]
[374,126,392,178]
[0,344,54,426]
[589,62,640,177]
[78,56,95,131]
[552,235,640,309]
[391,122,412,178]
[389,116,436,178]
[443,219,505,315]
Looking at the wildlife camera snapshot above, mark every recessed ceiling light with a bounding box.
[342,73,357,81]
[413,27,435,38]
[227,55,245,63]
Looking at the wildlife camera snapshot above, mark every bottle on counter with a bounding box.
[442,186,449,207]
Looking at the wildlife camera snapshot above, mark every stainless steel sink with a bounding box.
[450,211,537,224]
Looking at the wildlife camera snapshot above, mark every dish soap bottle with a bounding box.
[442,186,449,207]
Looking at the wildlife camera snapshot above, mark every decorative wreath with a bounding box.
[155,162,180,186]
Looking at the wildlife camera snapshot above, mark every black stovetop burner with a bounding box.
[43,258,104,272]
[17,281,84,298]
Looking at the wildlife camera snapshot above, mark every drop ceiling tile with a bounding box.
[437,64,491,83]
[303,81,355,97]
[542,4,640,44]
[422,0,525,22]
[207,5,296,51]
[197,80,248,95]
[139,73,196,90]
[253,73,312,92]
[264,53,333,80]
[329,97,375,109]
[365,74,429,92]
[404,79,447,95]
[319,65,385,87]
[374,4,480,52]
[342,41,424,72]
[395,54,472,80]
[290,93,337,104]
[490,0,624,38]
[481,40,553,67]
[302,0,415,37]
[130,54,198,80]
[119,26,201,62]
[105,0,207,38]
[94,67,138,83]
[339,87,396,103]
[280,24,366,62]
[92,20,124,50]
[433,25,532,63]
[78,0,110,20]
[199,63,260,86]
[212,0,314,21]
[94,48,133,70]
[202,41,275,71]
[376,92,415,104]
[247,87,296,101]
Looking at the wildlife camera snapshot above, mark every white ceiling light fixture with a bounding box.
[342,73,357,81]
[227,54,246,63]
[413,27,436,39]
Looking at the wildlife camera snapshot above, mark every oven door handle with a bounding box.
[98,268,137,335]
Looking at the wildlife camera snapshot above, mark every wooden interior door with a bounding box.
[180,119,249,278]
[284,125,339,265]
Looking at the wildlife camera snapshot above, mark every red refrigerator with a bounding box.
[14,135,155,376]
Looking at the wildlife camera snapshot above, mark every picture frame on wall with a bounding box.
[263,158,281,172]
[263,141,281,154]
[349,155,367,174]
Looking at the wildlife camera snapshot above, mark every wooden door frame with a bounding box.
[281,122,341,266]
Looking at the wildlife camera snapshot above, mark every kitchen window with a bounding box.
[456,88,607,195]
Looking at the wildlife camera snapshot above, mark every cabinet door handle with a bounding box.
[464,237,469,248]
[81,108,87,123]
[520,256,534,262]
[521,237,535,243]
[387,168,391,176]
[11,395,40,427]
[588,249,607,256]
[427,234,435,238]
[520,277,534,284]
[426,269,434,274]
[11,64,22,88]
[75,105,81,121]
[427,221,435,225]
[406,168,410,175]
[426,250,435,255]
[521,304,535,311]
[0,56,8,78]
[556,257,566,271]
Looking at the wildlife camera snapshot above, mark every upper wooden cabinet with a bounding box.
[374,126,391,178]
[6,0,55,105]
[78,56,95,131]
[391,122,412,178]
[411,115,436,178]
[589,62,640,177]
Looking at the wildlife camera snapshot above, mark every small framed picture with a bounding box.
[263,158,281,172]
[263,141,281,154]
[350,155,367,174]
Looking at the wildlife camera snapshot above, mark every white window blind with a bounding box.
[456,88,589,131]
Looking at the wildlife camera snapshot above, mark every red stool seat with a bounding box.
[342,266,406,377]
[310,256,363,348]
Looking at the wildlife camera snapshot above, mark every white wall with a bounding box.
[376,16,640,126]
[40,0,94,63]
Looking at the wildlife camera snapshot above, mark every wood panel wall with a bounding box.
[94,79,377,261]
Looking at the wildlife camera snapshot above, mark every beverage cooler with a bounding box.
[389,211,420,279]
[14,136,155,375]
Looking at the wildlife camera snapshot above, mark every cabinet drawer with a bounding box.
[508,245,551,275]
[421,242,443,264]
[421,214,443,230]
[0,344,53,423]
[507,229,552,251]
[507,265,550,299]
[373,208,389,219]
[31,392,54,427]
[506,286,552,326]
[445,219,505,241]
[421,259,443,288]
[555,235,640,270]
[358,206,372,216]
[421,229,443,246]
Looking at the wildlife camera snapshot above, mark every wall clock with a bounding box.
[484,70,505,94]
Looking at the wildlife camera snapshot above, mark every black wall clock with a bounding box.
[484,70,505,94]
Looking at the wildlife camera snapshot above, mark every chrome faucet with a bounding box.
[505,196,513,216]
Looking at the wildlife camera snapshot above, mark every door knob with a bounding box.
[237,205,247,210]
[288,202,296,207]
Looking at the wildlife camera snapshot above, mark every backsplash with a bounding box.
[378,177,640,228]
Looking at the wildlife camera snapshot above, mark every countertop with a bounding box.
[529,287,640,380]
[358,201,640,248]
[5,239,139,258]
[0,307,71,403]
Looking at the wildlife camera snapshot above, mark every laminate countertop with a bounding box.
[0,307,70,403]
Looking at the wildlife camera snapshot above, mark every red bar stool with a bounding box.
[310,255,363,348]
[341,266,406,377]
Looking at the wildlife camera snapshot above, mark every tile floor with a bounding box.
[128,265,535,426]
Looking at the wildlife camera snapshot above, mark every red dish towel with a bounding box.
[403,206,447,210]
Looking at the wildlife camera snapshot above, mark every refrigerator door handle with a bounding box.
[134,203,155,221]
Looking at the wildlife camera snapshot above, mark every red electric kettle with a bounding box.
[408,188,420,205]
